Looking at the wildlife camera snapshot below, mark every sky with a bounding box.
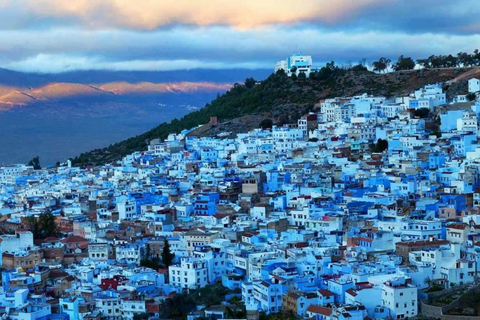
[1,0,480,73]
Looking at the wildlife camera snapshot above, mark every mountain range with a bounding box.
[0,68,271,110]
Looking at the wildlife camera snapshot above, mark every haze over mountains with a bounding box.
[0,68,271,109]
[0,68,271,165]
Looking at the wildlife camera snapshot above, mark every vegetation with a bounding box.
[161,239,175,268]
[259,311,300,320]
[160,292,196,319]
[414,107,430,118]
[27,156,41,170]
[417,49,480,68]
[426,282,444,293]
[259,118,273,129]
[25,212,59,239]
[159,282,232,319]
[393,55,416,71]
[372,57,391,73]
[140,256,162,270]
[370,139,389,153]
[133,313,150,320]
[467,93,477,101]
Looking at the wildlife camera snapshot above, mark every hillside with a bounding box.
[71,67,476,167]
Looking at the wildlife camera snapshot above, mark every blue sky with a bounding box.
[1,0,479,73]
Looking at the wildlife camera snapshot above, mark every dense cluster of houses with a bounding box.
[0,79,480,320]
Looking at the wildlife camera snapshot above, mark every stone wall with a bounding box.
[421,284,480,320]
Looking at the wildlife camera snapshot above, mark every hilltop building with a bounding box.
[275,52,314,77]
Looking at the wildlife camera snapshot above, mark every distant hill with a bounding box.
[0,68,272,87]
[0,81,233,109]
[0,68,271,110]
[71,66,478,167]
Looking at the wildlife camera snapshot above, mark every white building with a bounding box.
[169,257,209,291]
[0,164,32,184]
[89,243,110,261]
[0,231,34,259]
[381,277,418,319]
[414,84,446,108]
[117,200,137,220]
[275,52,314,77]
[95,295,121,318]
[115,244,145,264]
[121,298,146,319]
[457,111,478,133]
[469,78,480,94]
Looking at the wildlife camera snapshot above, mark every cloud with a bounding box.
[1,0,479,35]
[3,53,267,73]
[0,0,387,29]
[1,1,479,73]
[1,26,479,73]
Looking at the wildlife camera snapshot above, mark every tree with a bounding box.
[133,313,150,320]
[25,212,58,239]
[371,139,388,152]
[140,256,161,270]
[376,139,388,152]
[350,64,368,72]
[259,118,273,129]
[297,71,306,80]
[416,58,430,69]
[38,212,58,238]
[393,55,415,71]
[27,156,41,170]
[467,93,477,101]
[161,239,175,268]
[414,107,430,118]
[372,57,390,73]
[244,77,256,89]
[25,216,41,239]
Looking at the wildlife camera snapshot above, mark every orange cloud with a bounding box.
[10,0,385,29]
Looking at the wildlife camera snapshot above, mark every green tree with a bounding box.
[372,57,390,73]
[297,71,306,80]
[133,313,150,320]
[27,156,41,170]
[393,55,415,71]
[259,118,273,129]
[467,93,477,101]
[25,212,58,239]
[244,77,256,89]
[416,58,430,68]
[38,212,58,238]
[140,256,161,270]
[370,139,388,153]
[350,64,368,72]
[161,239,175,267]
[414,107,430,118]
[25,216,41,239]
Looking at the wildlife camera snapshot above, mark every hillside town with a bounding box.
[1,77,480,320]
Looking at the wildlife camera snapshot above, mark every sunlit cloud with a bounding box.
[1,0,383,30]
[0,0,479,73]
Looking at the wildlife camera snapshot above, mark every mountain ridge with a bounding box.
[0,81,233,109]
